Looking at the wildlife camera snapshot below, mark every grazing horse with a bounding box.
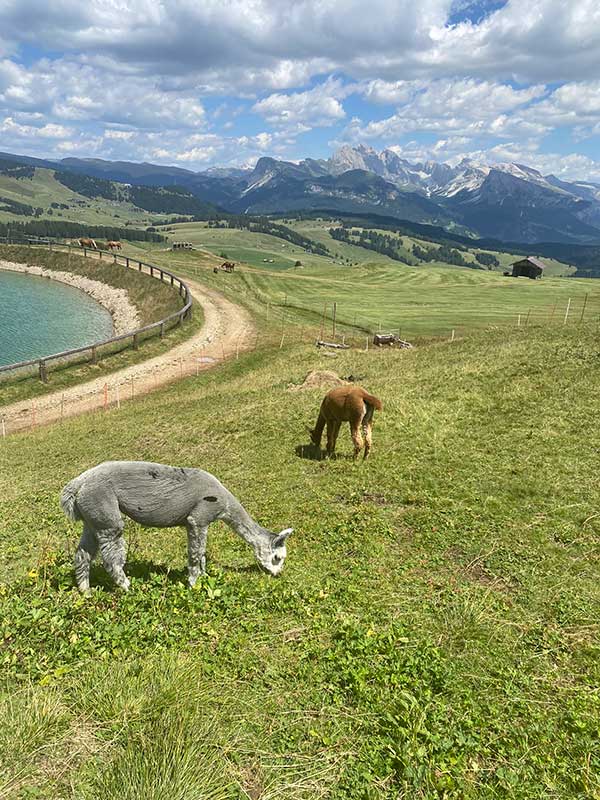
[309,385,383,460]
[78,237,97,250]
[106,240,122,251]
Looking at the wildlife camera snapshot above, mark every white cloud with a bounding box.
[0,116,72,139]
[0,0,598,179]
[253,79,346,132]
[344,79,547,143]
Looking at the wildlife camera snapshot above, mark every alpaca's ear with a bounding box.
[273,528,293,548]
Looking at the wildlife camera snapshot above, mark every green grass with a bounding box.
[0,168,175,227]
[129,235,600,339]
[1,322,600,797]
[0,245,200,405]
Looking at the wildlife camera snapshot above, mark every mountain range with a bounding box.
[3,145,600,244]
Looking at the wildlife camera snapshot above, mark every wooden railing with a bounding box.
[0,239,192,383]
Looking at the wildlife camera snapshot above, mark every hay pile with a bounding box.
[287,370,348,392]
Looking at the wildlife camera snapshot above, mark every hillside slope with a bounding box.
[0,159,218,226]
[1,324,599,797]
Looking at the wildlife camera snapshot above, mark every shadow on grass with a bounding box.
[295,442,355,461]
[295,442,324,460]
[77,558,263,591]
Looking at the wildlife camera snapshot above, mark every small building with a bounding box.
[171,241,194,250]
[511,256,546,279]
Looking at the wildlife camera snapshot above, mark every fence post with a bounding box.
[138,262,142,271]
[564,298,572,324]
[126,257,130,269]
[133,333,139,350]
[160,322,165,339]
[580,293,589,323]
[332,302,337,338]
[91,346,97,364]
[38,360,48,383]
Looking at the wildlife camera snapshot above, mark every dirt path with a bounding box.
[1,278,254,435]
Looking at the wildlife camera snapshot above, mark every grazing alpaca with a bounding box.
[309,386,383,460]
[106,240,122,251]
[61,461,293,592]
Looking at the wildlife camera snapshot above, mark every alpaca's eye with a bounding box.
[272,555,281,565]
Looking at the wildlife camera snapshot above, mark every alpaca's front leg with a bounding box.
[186,518,208,587]
[98,530,130,591]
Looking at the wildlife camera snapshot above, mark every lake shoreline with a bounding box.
[0,260,140,336]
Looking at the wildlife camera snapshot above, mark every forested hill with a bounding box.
[54,170,219,216]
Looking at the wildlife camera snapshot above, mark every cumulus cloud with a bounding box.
[0,1,598,179]
[343,78,547,144]
[253,79,346,132]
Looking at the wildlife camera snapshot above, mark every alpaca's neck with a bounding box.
[221,494,267,548]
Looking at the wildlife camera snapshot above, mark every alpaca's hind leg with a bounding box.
[74,524,98,593]
[350,420,364,460]
[363,422,373,460]
[186,517,208,587]
[98,527,130,591]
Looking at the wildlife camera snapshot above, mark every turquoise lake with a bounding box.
[0,270,113,367]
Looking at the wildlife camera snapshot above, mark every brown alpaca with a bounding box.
[309,386,383,460]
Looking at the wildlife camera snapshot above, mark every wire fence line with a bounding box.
[0,238,193,384]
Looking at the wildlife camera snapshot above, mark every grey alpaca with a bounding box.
[60,461,293,592]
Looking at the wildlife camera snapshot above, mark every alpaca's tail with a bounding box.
[60,476,85,522]
[360,390,383,412]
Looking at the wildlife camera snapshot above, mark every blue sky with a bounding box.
[0,0,599,180]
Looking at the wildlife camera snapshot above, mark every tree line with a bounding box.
[213,215,331,256]
[0,219,164,242]
[329,226,417,264]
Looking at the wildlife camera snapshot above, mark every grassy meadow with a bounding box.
[1,321,600,798]
[122,233,600,340]
[0,168,172,227]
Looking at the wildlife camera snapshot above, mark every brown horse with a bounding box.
[106,240,122,251]
[309,385,383,460]
[78,238,97,250]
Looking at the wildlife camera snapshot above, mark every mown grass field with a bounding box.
[160,219,576,278]
[0,245,199,405]
[1,322,599,798]
[123,235,600,340]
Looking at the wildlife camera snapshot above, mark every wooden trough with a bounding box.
[373,333,413,348]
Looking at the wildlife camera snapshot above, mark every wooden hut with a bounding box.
[511,256,545,279]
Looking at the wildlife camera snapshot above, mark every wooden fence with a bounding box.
[0,239,192,383]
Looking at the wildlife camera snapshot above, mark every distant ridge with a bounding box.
[2,145,600,245]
